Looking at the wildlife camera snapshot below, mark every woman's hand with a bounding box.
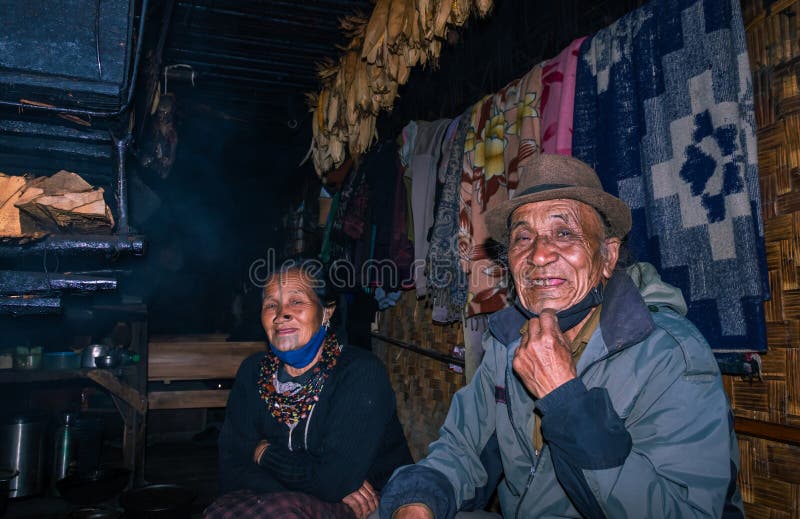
[252,439,270,464]
[342,479,379,519]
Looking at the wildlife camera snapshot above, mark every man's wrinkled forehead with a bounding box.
[509,199,600,228]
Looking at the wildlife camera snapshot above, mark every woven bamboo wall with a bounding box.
[728,1,800,516]
[372,292,465,461]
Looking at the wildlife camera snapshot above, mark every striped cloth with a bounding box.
[204,490,356,519]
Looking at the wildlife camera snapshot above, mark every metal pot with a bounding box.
[119,484,196,519]
[0,469,18,518]
[0,415,46,498]
[81,345,111,368]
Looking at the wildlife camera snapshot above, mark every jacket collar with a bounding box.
[488,270,655,353]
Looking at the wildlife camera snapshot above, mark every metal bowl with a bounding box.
[81,345,111,368]
[68,507,122,519]
[56,466,131,505]
[94,354,118,369]
[120,484,196,519]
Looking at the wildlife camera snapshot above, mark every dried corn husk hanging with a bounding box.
[387,0,410,49]
[474,0,493,17]
[343,52,360,128]
[357,114,377,152]
[363,0,390,63]
[309,0,495,175]
[395,52,412,84]
[405,7,421,68]
[449,0,470,26]
[316,90,328,132]
[381,79,399,110]
[325,89,339,130]
[432,0,452,38]
[417,0,433,38]
[316,57,338,86]
[354,62,371,113]
[367,62,389,94]
[329,134,345,165]
[340,13,369,47]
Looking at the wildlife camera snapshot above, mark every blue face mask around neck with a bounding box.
[269,324,327,369]
[514,283,604,333]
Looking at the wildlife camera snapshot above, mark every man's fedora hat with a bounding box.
[485,154,632,242]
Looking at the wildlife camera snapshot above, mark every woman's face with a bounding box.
[261,269,328,351]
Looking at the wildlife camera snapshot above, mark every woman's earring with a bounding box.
[323,320,330,330]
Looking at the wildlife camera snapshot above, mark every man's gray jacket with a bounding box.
[380,264,744,518]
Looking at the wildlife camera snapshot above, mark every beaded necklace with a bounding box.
[257,333,342,427]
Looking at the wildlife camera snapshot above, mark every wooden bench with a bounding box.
[147,334,264,410]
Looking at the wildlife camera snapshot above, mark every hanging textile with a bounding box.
[390,159,415,289]
[428,113,470,323]
[327,162,366,266]
[572,0,769,360]
[460,64,543,317]
[405,119,453,297]
[365,141,401,267]
[540,36,586,156]
[399,121,418,168]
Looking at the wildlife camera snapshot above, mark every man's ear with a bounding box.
[602,238,621,278]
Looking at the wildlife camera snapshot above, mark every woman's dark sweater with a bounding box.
[218,344,413,502]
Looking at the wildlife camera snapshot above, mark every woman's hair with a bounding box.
[261,256,338,308]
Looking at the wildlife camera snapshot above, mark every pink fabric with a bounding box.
[540,37,586,156]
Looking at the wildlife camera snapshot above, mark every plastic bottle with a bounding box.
[53,412,79,484]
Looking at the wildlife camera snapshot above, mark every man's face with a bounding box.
[508,199,620,314]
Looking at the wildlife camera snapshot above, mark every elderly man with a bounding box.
[380,154,743,518]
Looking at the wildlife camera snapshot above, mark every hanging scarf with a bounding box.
[427,112,470,323]
[257,333,343,427]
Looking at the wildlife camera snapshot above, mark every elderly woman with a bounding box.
[207,259,412,519]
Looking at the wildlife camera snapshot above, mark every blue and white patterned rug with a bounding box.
[572,0,769,370]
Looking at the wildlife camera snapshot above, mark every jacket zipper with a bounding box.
[504,364,539,518]
[499,318,635,517]
[515,456,542,519]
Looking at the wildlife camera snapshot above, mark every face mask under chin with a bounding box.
[514,283,604,333]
